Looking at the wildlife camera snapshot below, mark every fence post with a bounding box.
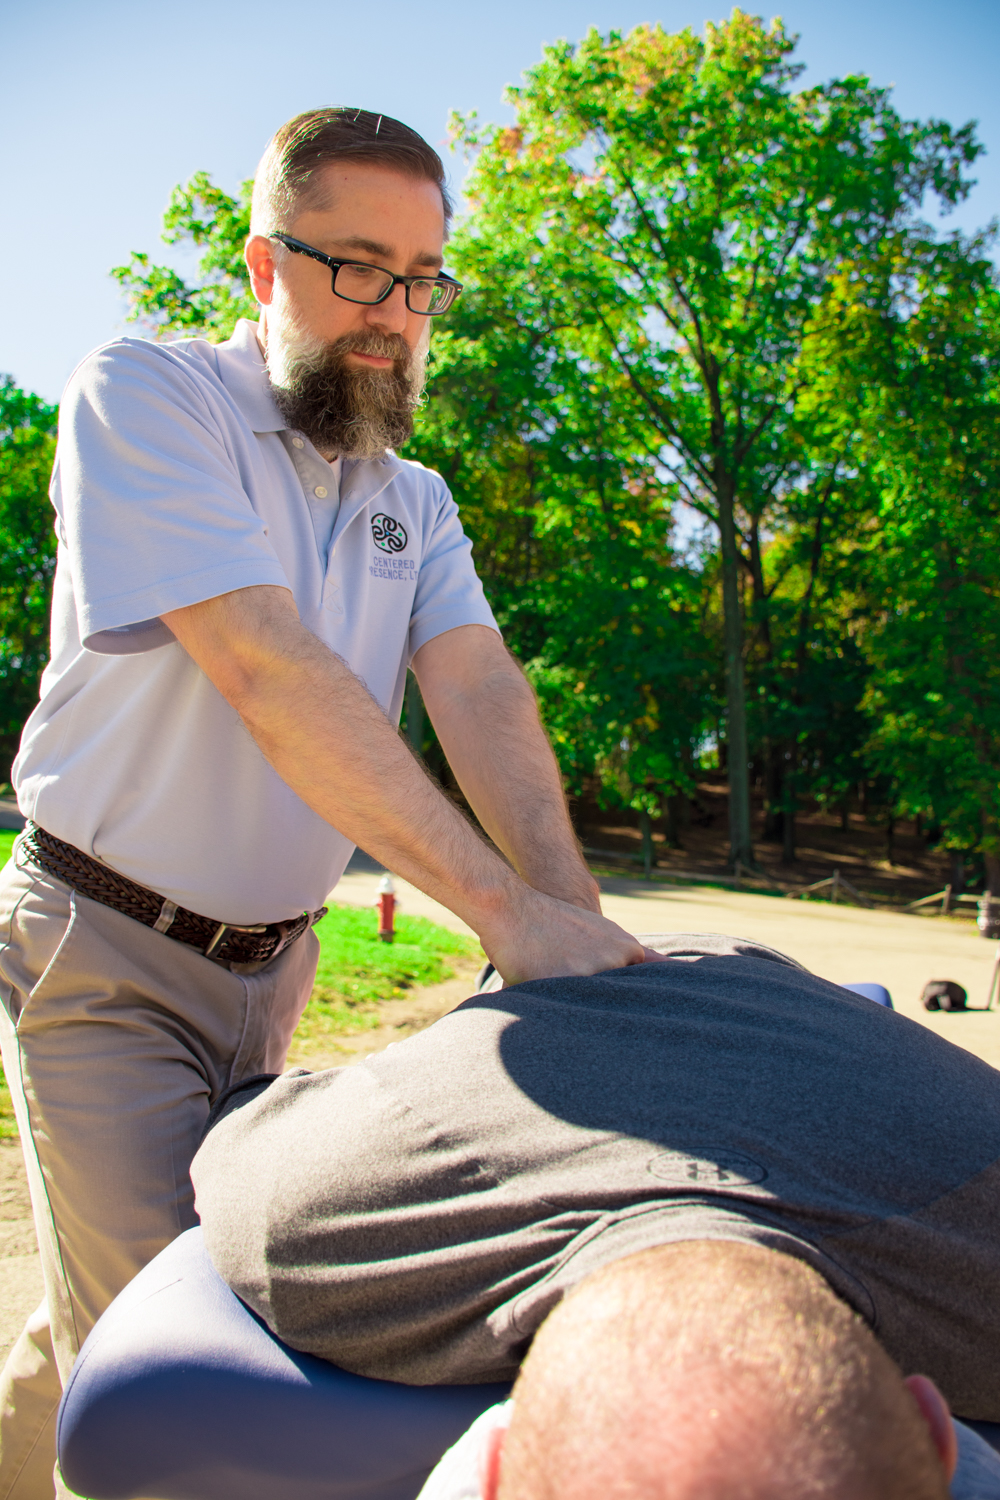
[988,947,1000,1010]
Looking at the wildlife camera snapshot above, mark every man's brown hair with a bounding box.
[250,108,452,235]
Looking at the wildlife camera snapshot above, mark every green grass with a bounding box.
[296,902,480,1050]
[0,1082,15,1140]
[0,883,480,1138]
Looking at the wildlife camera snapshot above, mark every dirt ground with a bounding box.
[578,779,963,904]
[0,1141,39,1369]
[3,880,997,1369]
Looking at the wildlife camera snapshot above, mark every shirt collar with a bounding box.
[214,318,286,433]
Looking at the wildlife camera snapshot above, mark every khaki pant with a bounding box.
[0,855,319,1498]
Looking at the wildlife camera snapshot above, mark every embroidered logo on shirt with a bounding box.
[647,1149,767,1187]
[371,513,408,553]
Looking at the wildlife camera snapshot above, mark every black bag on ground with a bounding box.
[922,980,968,1012]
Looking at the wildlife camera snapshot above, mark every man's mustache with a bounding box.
[322,331,412,370]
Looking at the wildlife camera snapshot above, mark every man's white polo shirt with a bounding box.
[13,319,499,923]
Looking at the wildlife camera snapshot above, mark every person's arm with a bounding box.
[412,625,599,913]
[161,585,652,982]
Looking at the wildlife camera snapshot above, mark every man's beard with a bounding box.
[266,321,429,460]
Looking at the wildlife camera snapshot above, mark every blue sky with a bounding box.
[2,0,997,403]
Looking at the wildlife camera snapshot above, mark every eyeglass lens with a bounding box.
[332,263,456,314]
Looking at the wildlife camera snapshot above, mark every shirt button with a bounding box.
[292,437,305,449]
[314,485,328,498]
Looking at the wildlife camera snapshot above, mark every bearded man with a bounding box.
[0,108,650,1500]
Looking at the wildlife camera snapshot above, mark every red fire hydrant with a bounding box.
[376,874,396,943]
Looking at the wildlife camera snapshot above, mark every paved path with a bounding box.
[333,868,1000,1068]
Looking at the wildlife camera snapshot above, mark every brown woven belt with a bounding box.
[18,822,327,966]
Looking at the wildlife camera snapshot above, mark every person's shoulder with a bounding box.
[61,331,226,409]
[382,455,454,511]
[388,454,447,487]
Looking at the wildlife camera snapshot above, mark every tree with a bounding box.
[407,269,716,829]
[112,173,255,338]
[449,11,980,866]
[0,379,59,778]
[744,478,874,860]
[846,232,1000,887]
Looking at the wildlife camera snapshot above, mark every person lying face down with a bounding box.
[191,931,1000,1497]
[473,1242,957,1500]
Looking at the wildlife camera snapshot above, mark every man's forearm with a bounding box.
[166,590,514,928]
[161,587,653,982]
[413,632,599,912]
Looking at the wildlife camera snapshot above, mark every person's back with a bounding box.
[193,932,1000,1420]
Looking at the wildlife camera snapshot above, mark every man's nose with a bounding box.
[365,284,409,335]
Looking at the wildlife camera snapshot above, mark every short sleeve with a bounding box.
[54,340,288,654]
[407,474,499,658]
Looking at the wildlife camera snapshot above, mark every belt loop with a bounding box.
[204,922,229,959]
[153,898,178,935]
[266,920,292,963]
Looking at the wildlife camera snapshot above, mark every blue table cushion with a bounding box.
[57,1227,510,1500]
[841,981,894,1008]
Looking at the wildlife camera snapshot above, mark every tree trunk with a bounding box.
[665,794,682,849]
[782,748,796,864]
[763,743,783,843]
[985,852,1000,897]
[949,850,966,896]
[716,480,754,868]
[638,808,654,880]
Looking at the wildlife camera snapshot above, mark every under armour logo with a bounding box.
[647,1149,767,1187]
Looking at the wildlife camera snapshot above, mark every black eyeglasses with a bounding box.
[268,233,462,315]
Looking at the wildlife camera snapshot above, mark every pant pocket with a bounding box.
[233,927,320,1081]
[0,867,74,1028]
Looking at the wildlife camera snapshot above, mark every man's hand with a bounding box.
[482,885,668,986]
[161,586,652,982]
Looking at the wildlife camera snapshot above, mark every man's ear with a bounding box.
[479,1423,506,1500]
[905,1374,958,1482]
[245,235,277,307]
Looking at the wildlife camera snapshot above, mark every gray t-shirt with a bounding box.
[192,935,1000,1420]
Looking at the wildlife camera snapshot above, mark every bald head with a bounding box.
[494,1242,951,1500]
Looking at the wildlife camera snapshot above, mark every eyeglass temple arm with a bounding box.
[270,233,460,307]
[270,235,332,270]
